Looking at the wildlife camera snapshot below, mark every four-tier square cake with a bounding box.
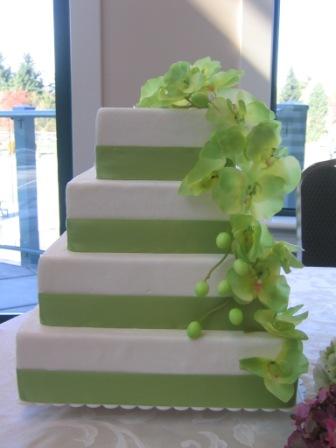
[16,108,297,410]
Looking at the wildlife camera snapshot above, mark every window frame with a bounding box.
[54,0,73,233]
[0,1,72,322]
[271,0,297,218]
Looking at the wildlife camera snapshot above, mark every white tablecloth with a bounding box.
[1,267,335,448]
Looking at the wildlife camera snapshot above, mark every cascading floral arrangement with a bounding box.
[137,57,308,403]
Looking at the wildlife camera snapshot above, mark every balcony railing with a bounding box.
[0,106,56,267]
[0,103,307,268]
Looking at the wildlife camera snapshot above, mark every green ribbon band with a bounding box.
[67,219,229,253]
[17,369,295,408]
[96,145,201,180]
[39,293,264,330]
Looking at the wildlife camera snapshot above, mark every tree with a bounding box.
[0,53,12,89]
[11,53,44,95]
[36,83,56,109]
[279,68,302,103]
[0,90,32,129]
[0,90,31,109]
[33,85,56,132]
[0,54,55,132]
[307,83,328,142]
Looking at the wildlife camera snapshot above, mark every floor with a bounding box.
[0,262,37,313]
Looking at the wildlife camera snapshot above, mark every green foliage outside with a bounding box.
[0,54,12,90]
[10,53,44,94]
[307,83,328,142]
[0,52,55,132]
[279,68,330,144]
[138,58,308,403]
[279,68,302,103]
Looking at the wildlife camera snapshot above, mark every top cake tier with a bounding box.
[95,108,212,180]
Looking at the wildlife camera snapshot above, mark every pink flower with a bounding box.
[294,403,310,424]
[326,418,336,447]
[285,431,306,448]
[286,385,336,448]
[317,388,328,404]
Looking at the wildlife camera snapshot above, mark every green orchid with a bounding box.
[179,126,246,196]
[180,146,301,220]
[137,58,243,108]
[209,162,297,220]
[206,97,275,133]
[227,266,290,311]
[246,121,281,163]
[224,241,301,310]
[254,306,308,340]
[230,214,274,262]
[178,154,225,196]
[269,242,303,273]
[240,340,308,402]
[206,97,245,129]
[138,57,308,402]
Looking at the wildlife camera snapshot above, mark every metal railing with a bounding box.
[0,103,307,265]
[0,105,56,266]
[277,103,308,211]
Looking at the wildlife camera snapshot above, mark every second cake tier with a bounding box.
[66,168,227,253]
[38,234,266,330]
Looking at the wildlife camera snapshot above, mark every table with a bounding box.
[1,267,335,448]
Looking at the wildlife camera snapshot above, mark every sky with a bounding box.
[0,0,54,86]
[278,0,336,95]
[0,0,335,96]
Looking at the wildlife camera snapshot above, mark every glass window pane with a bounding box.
[277,0,336,177]
[0,0,58,313]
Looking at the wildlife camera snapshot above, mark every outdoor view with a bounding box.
[277,0,336,173]
[0,0,57,312]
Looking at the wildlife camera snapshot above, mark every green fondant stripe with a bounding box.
[96,145,201,180]
[67,219,229,253]
[39,293,264,330]
[17,370,295,408]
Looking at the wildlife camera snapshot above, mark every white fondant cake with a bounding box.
[66,167,223,220]
[96,108,210,147]
[38,234,229,297]
[16,107,299,410]
[18,309,282,376]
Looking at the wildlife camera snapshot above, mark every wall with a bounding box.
[70,0,102,176]
[70,0,274,174]
[101,0,241,107]
[240,0,274,104]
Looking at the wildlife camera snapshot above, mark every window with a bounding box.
[0,0,72,315]
[274,0,336,211]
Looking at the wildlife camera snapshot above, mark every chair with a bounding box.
[300,159,336,266]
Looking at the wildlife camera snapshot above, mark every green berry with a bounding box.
[190,92,209,108]
[194,280,209,297]
[217,279,231,297]
[233,259,249,276]
[216,232,232,252]
[228,308,244,326]
[187,321,203,339]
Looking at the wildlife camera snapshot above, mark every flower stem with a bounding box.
[199,301,230,323]
[204,253,229,282]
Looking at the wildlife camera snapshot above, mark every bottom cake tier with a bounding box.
[16,309,297,410]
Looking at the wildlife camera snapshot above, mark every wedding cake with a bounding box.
[16,58,308,409]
